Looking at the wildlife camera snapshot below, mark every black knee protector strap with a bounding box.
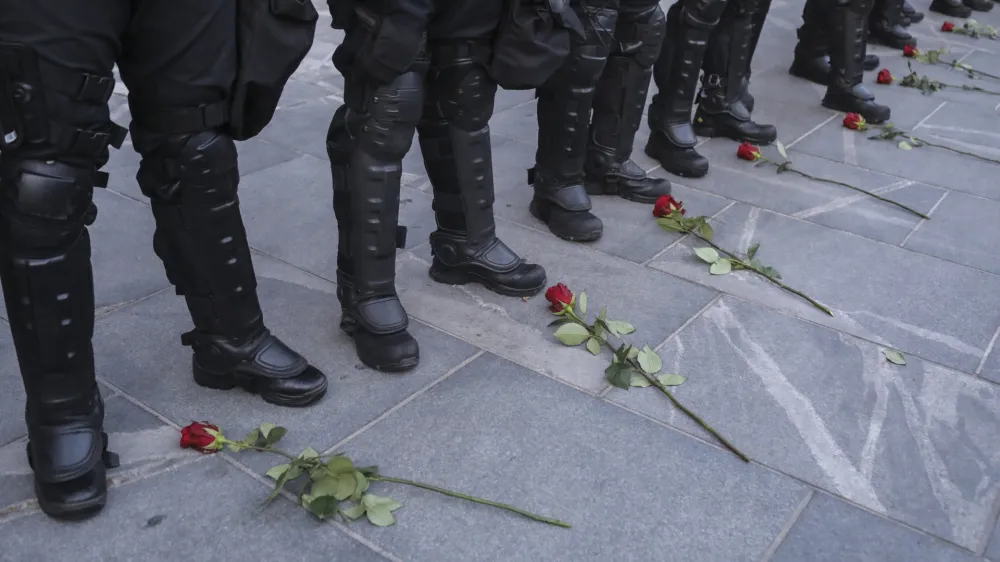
[615,5,668,67]
[681,0,727,28]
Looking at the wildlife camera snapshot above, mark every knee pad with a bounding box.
[353,71,425,161]
[615,5,668,67]
[425,48,497,132]
[681,0,727,27]
[561,6,620,86]
[0,159,97,254]
[136,130,239,205]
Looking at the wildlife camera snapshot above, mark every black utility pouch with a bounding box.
[489,0,586,90]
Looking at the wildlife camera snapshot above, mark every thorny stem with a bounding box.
[690,233,835,317]
[943,58,1000,81]
[761,159,930,219]
[564,310,751,463]
[870,126,1000,166]
[369,475,572,528]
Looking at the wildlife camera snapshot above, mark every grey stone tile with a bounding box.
[333,353,809,562]
[237,153,437,280]
[904,191,1000,273]
[256,97,343,161]
[93,252,478,475]
[610,296,1000,549]
[987,515,1000,560]
[771,493,984,562]
[0,392,184,515]
[0,456,385,562]
[979,346,1000,385]
[647,204,1000,373]
[395,220,719,392]
[0,330,26,448]
[494,87,536,113]
[237,138,304,177]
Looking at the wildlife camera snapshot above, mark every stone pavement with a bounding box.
[3,1,1000,560]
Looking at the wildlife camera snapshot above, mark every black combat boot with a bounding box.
[419,45,547,296]
[694,0,778,145]
[531,5,616,242]
[901,0,925,23]
[326,87,420,373]
[964,0,994,11]
[646,2,726,178]
[132,122,328,403]
[929,0,973,17]
[585,5,672,202]
[0,159,119,520]
[822,0,891,123]
[790,0,879,85]
[869,0,917,50]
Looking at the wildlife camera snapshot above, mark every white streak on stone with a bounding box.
[792,180,914,220]
[856,342,894,480]
[919,124,1000,142]
[840,310,983,359]
[738,207,761,254]
[705,302,886,511]
[842,128,859,166]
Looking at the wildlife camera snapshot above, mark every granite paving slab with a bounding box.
[329,352,809,562]
[609,296,1000,550]
[0,457,386,562]
[770,493,986,562]
[987,517,1000,561]
[648,203,1000,374]
[903,191,1000,274]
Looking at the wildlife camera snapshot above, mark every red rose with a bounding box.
[903,45,918,57]
[876,69,894,85]
[941,21,955,32]
[736,142,762,161]
[842,112,867,130]
[653,195,686,218]
[544,283,574,314]
[180,421,224,454]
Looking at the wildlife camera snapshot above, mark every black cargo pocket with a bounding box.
[355,9,425,84]
[269,0,318,21]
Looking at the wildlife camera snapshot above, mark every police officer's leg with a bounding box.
[868,0,917,50]
[741,0,771,112]
[584,0,671,203]
[419,41,546,297]
[694,0,777,144]
[120,0,327,406]
[645,0,727,179]
[530,0,618,243]
[0,0,127,520]
[326,8,427,373]
[821,0,890,123]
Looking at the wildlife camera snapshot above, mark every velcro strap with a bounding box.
[430,41,491,65]
[354,295,408,335]
[27,423,103,484]
[431,192,466,214]
[547,183,592,212]
[134,101,230,134]
[38,60,116,104]
[49,121,128,157]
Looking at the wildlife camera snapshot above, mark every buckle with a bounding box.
[706,74,723,87]
[75,73,115,104]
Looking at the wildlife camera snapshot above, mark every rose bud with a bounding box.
[903,45,918,57]
[736,142,762,161]
[876,69,893,85]
[653,195,686,218]
[544,283,575,315]
[180,421,225,454]
[842,112,867,130]
[941,21,955,32]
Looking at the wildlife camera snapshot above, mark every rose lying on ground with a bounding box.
[653,195,685,217]
[941,21,955,32]
[736,142,762,161]
[180,421,225,454]
[544,283,574,314]
[903,45,918,57]
[877,69,894,85]
[842,112,867,130]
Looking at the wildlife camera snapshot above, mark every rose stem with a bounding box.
[567,310,751,463]
[944,59,1000,81]
[912,136,1000,166]
[767,161,929,219]
[368,474,572,528]
[690,234,835,316]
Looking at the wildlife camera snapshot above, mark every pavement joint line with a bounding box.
[976,489,1000,556]
[899,189,949,248]
[95,285,174,319]
[785,113,838,149]
[791,179,915,219]
[247,247,338,285]
[913,100,948,132]
[757,489,815,562]
[641,201,738,267]
[321,349,485,456]
[975,322,1000,376]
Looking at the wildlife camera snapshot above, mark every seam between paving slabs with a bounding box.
[899,189,950,248]
[757,490,815,562]
[979,487,1000,556]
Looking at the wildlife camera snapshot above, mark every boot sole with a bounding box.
[582,179,664,204]
[339,320,420,374]
[193,363,328,407]
[428,264,547,297]
[528,201,603,242]
[692,124,777,145]
[643,144,709,178]
[28,434,110,521]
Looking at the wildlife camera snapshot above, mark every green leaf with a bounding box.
[299,447,320,460]
[629,375,652,388]
[342,503,367,520]
[694,247,720,264]
[599,306,607,321]
[898,141,913,150]
[334,473,357,501]
[747,242,760,260]
[579,292,588,316]
[326,455,354,474]
[656,217,684,232]
[311,475,341,498]
[363,494,403,512]
[698,221,714,241]
[605,363,634,389]
[258,423,276,438]
[586,337,601,356]
[554,323,591,346]
[637,346,662,375]
[263,465,295,506]
[776,139,788,159]
[241,429,261,448]
[307,495,340,520]
[710,259,732,275]
[351,471,370,501]
[548,317,572,327]
[626,345,640,360]
[366,505,396,527]
[266,463,291,481]
[761,266,782,280]
[657,374,687,386]
[605,320,636,336]
[883,349,906,365]
[264,427,287,446]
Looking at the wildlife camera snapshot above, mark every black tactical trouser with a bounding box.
[0,0,260,506]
